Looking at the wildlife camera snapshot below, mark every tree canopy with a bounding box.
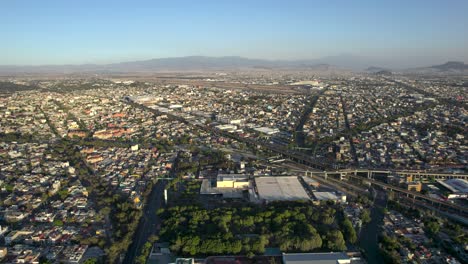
[158,201,347,256]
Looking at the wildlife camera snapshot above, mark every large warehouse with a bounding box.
[254,176,310,202]
[282,252,350,264]
[439,179,468,199]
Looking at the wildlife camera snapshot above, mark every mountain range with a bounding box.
[0,56,467,75]
[402,61,468,74]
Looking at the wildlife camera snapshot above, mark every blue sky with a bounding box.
[1,0,467,66]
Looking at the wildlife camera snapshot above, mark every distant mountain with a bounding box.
[374,70,393,76]
[0,56,353,75]
[112,56,273,71]
[1,57,466,75]
[431,61,468,71]
[311,54,383,70]
[365,66,391,73]
[404,61,468,75]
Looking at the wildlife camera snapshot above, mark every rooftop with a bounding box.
[282,252,350,264]
[313,192,339,201]
[255,176,310,201]
[440,179,468,193]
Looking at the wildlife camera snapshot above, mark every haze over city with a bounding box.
[1,0,468,68]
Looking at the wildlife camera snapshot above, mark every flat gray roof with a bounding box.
[200,179,217,194]
[283,252,350,264]
[255,176,310,201]
[217,174,249,181]
[313,191,339,201]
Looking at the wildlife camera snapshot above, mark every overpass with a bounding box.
[300,169,468,217]
[312,169,468,181]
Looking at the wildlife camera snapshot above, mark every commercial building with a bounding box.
[216,174,249,188]
[200,174,250,199]
[255,176,310,202]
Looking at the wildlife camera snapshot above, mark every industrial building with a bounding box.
[254,176,310,202]
[282,252,350,264]
[439,179,468,199]
[312,191,347,203]
[302,177,320,188]
[216,174,249,188]
[200,174,250,199]
[215,124,238,132]
[253,126,280,135]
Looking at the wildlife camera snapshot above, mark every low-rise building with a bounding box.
[216,174,249,188]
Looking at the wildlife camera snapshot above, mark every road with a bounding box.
[294,87,328,148]
[124,99,332,170]
[358,188,386,264]
[339,95,358,164]
[123,180,167,263]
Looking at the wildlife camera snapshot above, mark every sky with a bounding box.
[1,0,467,67]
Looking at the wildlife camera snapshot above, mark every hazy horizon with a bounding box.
[2,0,468,68]
[1,54,467,70]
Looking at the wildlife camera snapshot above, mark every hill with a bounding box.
[404,61,468,75]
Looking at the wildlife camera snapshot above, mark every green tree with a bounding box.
[381,249,402,264]
[325,230,346,251]
[342,218,357,244]
[361,209,371,224]
[58,189,69,200]
[83,259,98,264]
[425,219,440,236]
[53,219,64,227]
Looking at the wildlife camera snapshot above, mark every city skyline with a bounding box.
[2,0,468,67]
